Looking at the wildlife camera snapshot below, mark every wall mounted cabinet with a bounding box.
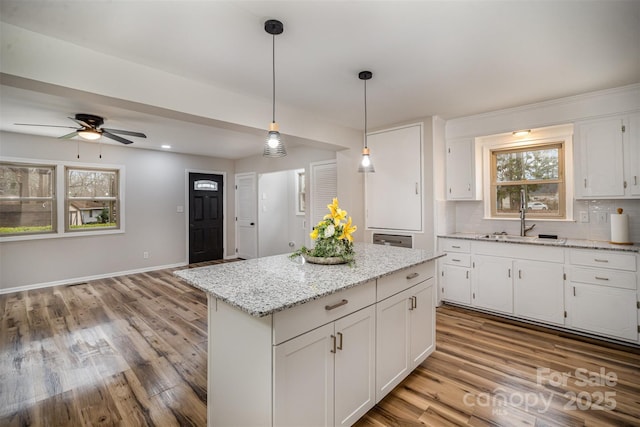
[366,124,422,231]
[575,112,640,199]
[445,138,482,200]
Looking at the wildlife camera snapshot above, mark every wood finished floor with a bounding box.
[1,263,639,426]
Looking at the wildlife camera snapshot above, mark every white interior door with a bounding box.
[235,172,257,259]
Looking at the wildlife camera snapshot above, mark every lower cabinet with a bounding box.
[565,282,638,342]
[376,278,434,402]
[441,264,471,304]
[513,260,565,325]
[274,305,376,427]
[472,255,513,314]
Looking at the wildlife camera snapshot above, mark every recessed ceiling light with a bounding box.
[161,144,171,149]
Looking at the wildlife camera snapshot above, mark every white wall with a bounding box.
[442,84,640,242]
[0,132,235,291]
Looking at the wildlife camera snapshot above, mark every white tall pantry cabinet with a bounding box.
[365,124,423,231]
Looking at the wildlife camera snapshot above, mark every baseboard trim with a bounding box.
[0,262,188,295]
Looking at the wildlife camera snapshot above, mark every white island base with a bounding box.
[175,244,439,427]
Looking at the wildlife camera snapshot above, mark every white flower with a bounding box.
[324,224,335,238]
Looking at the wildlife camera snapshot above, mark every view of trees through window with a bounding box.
[0,163,56,235]
[491,143,564,218]
[66,168,119,231]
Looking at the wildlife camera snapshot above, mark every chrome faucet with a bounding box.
[520,188,536,236]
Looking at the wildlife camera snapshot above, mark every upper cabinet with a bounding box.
[574,112,640,199]
[365,124,422,231]
[446,138,482,200]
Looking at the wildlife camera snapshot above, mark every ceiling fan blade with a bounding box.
[102,128,147,138]
[102,131,133,145]
[14,123,79,129]
[59,131,79,139]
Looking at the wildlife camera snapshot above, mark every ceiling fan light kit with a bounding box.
[263,19,287,158]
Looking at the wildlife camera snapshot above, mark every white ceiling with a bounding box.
[1,0,639,159]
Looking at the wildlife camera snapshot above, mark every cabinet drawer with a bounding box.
[569,267,637,290]
[569,250,637,271]
[441,239,471,253]
[442,253,471,268]
[377,262,434,302]
[273,280,376,345]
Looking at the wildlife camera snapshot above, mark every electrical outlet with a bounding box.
[579,211,589,223]
[143,251,149,259]
[596,212,608,224]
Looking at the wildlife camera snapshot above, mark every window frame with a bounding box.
[479,124,574,222]
[65,166,121,233]
[0,157,125,242]
[0,161,57,236]
[489,141,566,219]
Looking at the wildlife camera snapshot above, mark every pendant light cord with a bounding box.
[272,34,276,124]
[363,78,368,148]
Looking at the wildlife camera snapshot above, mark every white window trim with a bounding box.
[478,124,574,222]
[0,156,125,242]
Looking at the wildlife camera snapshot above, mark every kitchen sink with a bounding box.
[477,234,566,244]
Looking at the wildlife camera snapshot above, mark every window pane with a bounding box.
[67,169,117,198]
[68,200,118,230]
[0,200,55,234]
[495,147,559,182]
[0,165,53,198]
[495,184,560,216]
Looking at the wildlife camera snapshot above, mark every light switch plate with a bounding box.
[579,211,589,223]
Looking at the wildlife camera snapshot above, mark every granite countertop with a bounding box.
[175,243,442,317]
[439,233,640,253]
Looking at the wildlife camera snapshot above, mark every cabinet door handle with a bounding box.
[594,259,609,263]
[584,178,587,188]
[595,276,609,281]
[330,335,336,353]
[336,332,343,350]
[466,271,469,279]
[508,268,511,278]
[518,270,522,279]
[415,182,419,195]
[325,299,348,311]
[413,296,417,309]
[573,286,576,297]
[408,297,414,311]
[406,272,419,280]
[635,176,638,186]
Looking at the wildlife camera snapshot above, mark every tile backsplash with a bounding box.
[453,199,640,243]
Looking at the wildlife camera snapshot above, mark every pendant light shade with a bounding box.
[357,70,375,173]
[263,19,286,158]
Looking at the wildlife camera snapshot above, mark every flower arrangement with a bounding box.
[290,198,357,264]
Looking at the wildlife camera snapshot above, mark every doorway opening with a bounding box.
[189,172,224,263]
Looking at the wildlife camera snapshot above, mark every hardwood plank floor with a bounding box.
[1,264,638,426]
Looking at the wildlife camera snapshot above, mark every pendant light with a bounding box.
[263,19,286,157]
[357,71,375,173]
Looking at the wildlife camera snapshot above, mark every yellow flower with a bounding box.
[338,216,357,242]
[324,198,348,225]
[310,228,319,240]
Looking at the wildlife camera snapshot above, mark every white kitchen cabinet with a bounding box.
[439,238,472,305]
[472,255,513,314]
[575,112,640,199]
[274,305,376,427]
[513,260,565,325]
[446,138,482,200]
[365,124,422,231]
[565,249,639,342]
[376,279,434,402]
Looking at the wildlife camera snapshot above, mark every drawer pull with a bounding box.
[594,259,609,263]
[451,245,461,249]
[406,272,420,280]
[595,276,610,281]
[451,258,461,262]
[325,299,348,311]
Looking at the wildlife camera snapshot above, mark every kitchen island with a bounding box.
[175,243,442,427]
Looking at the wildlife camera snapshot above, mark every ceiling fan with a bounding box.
[15,113,146,145]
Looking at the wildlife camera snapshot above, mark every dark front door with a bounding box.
[189,173,224,263]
